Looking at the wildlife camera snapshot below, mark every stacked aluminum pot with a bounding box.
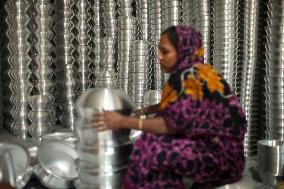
[77,0,93,92]
[101,0,117,38]
[3,0,32,139]
[75,119,132,189]
[28,0,55,138]
[74,88,134,189]
[148,0,164,90]
[98,37,117,88]
[212,0,243,98]
[265,0,284,140]
[192,0,212,64]
[54,0,79,130]
[161,0,182,30]
[182,0,195,27]
[117,15,137,94]
[128,40,150,108]
[240,0,264,156]
[136,0,149,41]
[92,0,101,87]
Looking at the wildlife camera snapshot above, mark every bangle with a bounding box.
[138,115,146,130]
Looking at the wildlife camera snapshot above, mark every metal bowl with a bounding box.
[35,141,79,189]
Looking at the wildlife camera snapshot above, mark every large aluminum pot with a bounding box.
[76,88,134,119]
[35,141,79,189]
[75,140,132,166]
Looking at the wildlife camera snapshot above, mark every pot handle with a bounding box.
[2,150,17,188]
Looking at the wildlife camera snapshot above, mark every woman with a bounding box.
[92,26,247,188]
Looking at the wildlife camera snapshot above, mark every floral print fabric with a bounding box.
[123,26,247,189]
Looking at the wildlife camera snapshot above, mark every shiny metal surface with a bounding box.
[0,150,17,188]
[0,142,32,189]
[40,132,74,142]
[215,176,255,189]
[36,141,79,189]
[257,139,284,176]
[76,88,134,118]
[75,140,132,165]
[75,125,131,145]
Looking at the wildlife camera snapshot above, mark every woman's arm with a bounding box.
[122,116,176,134]
[91,111,176,135]
[135,103,160,116]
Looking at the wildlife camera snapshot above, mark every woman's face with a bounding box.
[158,34,178,73]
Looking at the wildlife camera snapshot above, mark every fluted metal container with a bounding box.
[54,0,79,130]
[28,0,55,138]
[98,37,117,88]
[117,16,137,93]
[3,0,32,139]
[182,0,194,27]
[240,0,266,156]
[136,0,149,40]
[161,0,182,29]
[192,0,212,64]
[101,0,118,38]
[92,0,101,87]
[77,0,93,92]
[148,0,164,90]
[265,0,284,141]
[128,40,149,108]
[212,0,244,98]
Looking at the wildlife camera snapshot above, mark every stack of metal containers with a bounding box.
[212,0,243,98]
[92,0,101,87]
[28,0,55,138]
[265,0,284,140]
[182,0,194,27]
[74,88,133,189]
[99,0,117,89]
[192,0,212,64]
[240,0,263,156]
[54,0,79,130]
[117,6,137,93]
[128,40,150,108]
[75,118,132,188]
[148,0,164,90]
[77,0,93,92]
[161,0,182,30]
[3,0,32,138]
[136,0,149,41]
[101,0,117,38]
[98,37,117,88]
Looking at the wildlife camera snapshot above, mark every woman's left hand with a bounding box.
[91,111,126,131]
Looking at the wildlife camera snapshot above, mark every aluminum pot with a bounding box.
[35,141,79,189]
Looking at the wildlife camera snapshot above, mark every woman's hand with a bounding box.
[91,111,126,131]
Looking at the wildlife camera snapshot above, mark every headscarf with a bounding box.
[158,26,246,140]
[173,26,204,72]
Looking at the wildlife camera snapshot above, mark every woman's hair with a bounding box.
[161,26,179,51]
